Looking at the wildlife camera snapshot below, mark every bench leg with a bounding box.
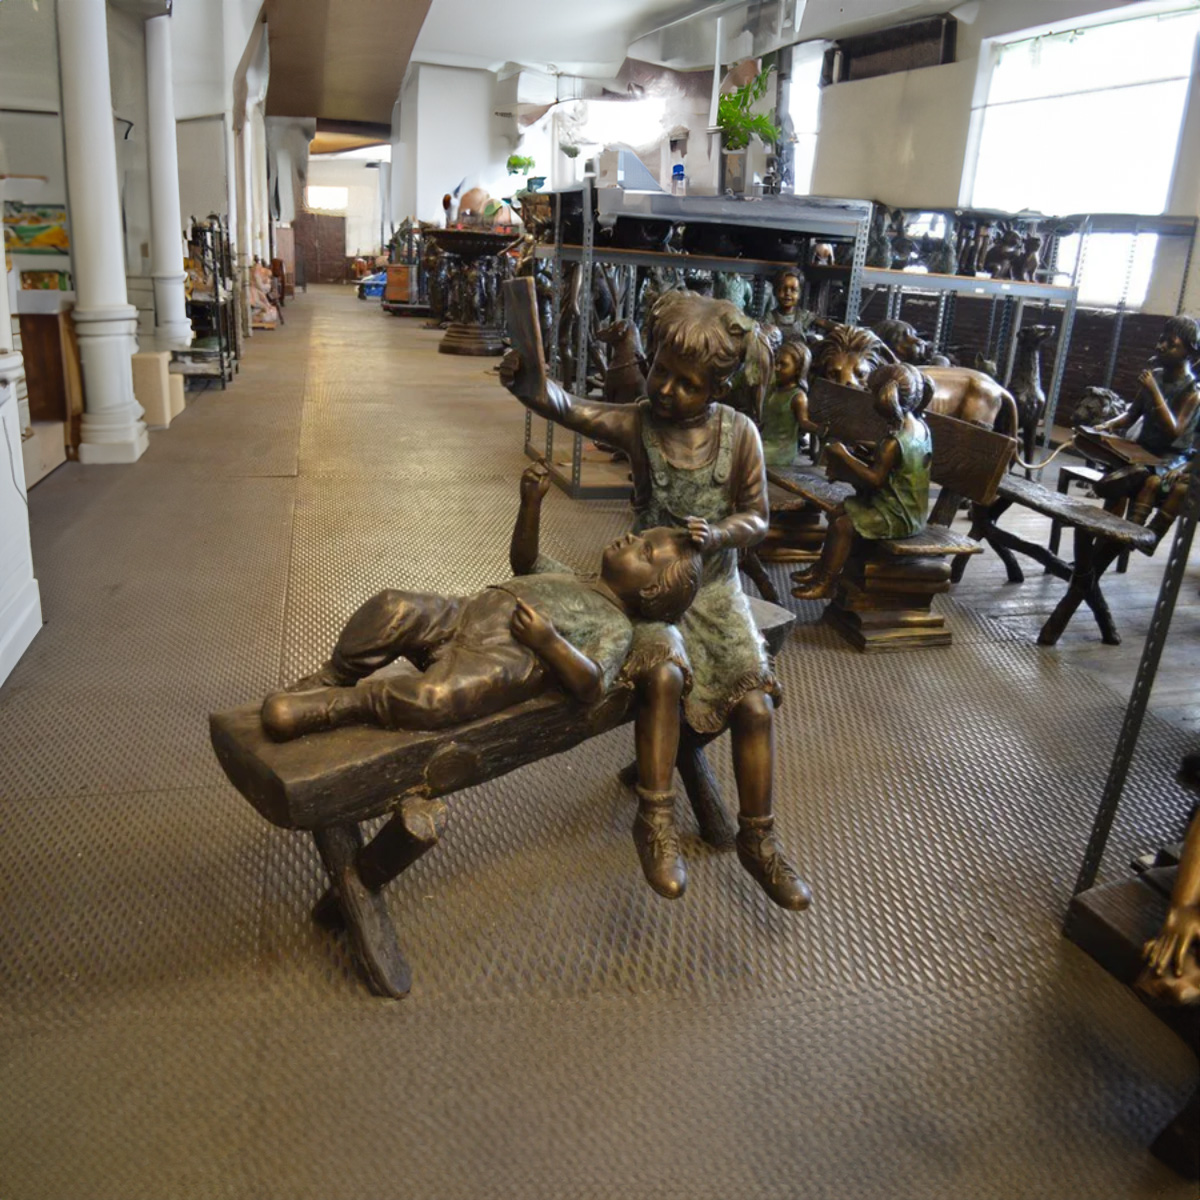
[740,548,781,605]
[312,822,413,999]
[357,797,448,891]
[1037,532,1122,647]
[677,732,737,849]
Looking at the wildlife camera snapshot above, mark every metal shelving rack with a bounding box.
[857,265,1080,440]
[172,216,238,389]
[525,182,872,499]
[1051,213,1198,390]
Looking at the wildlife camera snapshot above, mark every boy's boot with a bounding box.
[261,686,376,742]
[632,787,687,899]
[1144,508,1177,551]
[736,815,812,911]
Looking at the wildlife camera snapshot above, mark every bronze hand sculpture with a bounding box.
[1139,804,1200,1004]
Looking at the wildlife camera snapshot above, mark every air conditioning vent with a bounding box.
[822,15,956,85]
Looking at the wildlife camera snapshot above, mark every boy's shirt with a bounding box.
[489,554,634,694]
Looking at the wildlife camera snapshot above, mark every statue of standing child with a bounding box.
[500,290,811,910]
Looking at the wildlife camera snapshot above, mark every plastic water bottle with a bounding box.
[672,164,687,196]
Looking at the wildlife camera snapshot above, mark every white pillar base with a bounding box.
[73,304,149,465]
[151,271,193,348]
[0,576,43,688]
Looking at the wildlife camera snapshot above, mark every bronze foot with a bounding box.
[633,788,687,900]
[790,570,834,601]
[261,686,372,742]
[736,815,812,910]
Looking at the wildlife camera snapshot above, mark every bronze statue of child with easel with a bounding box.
[1078,315,1200,550]
[261,462,702,741]
[500,283,811,912]
[792,363,933,600]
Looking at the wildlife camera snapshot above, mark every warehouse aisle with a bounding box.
[1,286,1196,1200]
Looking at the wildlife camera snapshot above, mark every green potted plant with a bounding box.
[716,64,781,193]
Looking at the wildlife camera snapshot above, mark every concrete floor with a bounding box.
[1,285,1197,1199]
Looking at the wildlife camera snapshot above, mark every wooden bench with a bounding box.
[210,597,795,998]
[954,473,1157,645]
[769,377,1016,651]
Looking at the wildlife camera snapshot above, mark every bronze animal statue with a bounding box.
[595,319,648,406]
[1008,324,1055,475]
[814,322,1018,435]
[1073,385,1128,427]
[872,318,951,367]
[811,323,897,389]
[983,226,1025,279]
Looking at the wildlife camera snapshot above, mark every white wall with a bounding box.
[307,155,386,256]
[394,73,420,223]
[409,64,511,224]
[178,117,231,224]
[811,60,976,205]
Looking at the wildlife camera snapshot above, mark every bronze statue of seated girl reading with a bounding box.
[792,363,933,600]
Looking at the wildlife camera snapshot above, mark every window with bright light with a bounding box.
[786,50,823,194]
[305,186,349,213]
[968,5,1199,306]
[971,7,1200,216]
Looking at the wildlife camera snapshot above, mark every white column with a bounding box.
[145,14,191,348]
[56,0,148,464]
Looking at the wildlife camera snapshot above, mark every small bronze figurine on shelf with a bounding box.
[1084,316,1200,550]
[760,339,814,468]
[792,364,933,599]
[261,463,702,742]
[766,266,812,340]
[501,284,811,911]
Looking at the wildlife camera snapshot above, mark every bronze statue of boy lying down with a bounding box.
[261,463,701,740]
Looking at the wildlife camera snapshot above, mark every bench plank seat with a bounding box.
[873,526,981,557]
[995,475,1158,552]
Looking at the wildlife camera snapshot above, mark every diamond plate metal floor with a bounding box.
[1,287,1197,1199]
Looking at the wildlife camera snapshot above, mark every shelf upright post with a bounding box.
[1041,217,1090,436]
[844,210,870,325]
[999,297,1023,387]
[1102,218,1139,388]
[1069,456,1200,899]
[572,177,596,493]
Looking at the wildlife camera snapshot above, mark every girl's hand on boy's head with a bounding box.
[685,515,720,552]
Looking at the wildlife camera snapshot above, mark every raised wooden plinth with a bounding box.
[1065,873,1200,1180]
[438,321,505,356]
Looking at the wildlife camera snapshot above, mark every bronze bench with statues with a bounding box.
[209,460,798,998]
[768,375,1017,651]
